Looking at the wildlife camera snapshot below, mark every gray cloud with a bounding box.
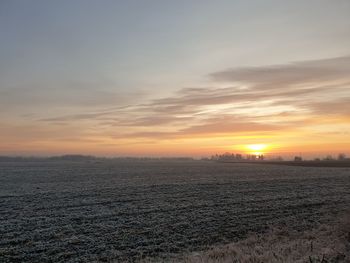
[0,79,148,118]
[211,55,350,88]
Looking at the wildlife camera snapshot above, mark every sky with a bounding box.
[1,0,350,158]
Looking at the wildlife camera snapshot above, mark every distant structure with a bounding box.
[211,152,264,162]
[246,154,264,161]
[210,152,346,163]
[294,156,302,162]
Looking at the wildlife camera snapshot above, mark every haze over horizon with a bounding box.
[1,0,350,157]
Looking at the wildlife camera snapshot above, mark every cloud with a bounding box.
[123,116,285,139]
[34,55,350,142]
[0,79,148,118]
[210,55,350,88]
[308,97,350,116]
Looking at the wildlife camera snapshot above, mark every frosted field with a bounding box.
[0,160,350,262]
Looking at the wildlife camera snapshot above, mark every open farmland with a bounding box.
[0,160,349,262]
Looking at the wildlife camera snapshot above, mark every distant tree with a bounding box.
[270,156,283,161]
[247,154,258,161]
[294,156,302,162]
[338,153,346,161]
[235,154,243,160]
[324,155,333,161]
[276,156,284,161]
[257,154,264,160]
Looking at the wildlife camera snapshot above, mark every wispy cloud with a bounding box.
[34,56,350,142]
[211,55,350,87]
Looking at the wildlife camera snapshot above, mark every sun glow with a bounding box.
[246,144,268,155]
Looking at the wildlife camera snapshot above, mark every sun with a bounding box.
[246,144,268,155]
[247,144,267,151]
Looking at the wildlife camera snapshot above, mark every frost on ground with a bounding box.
[0,160,349,262]
[157,213,350,263]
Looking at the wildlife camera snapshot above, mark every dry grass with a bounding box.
[140,213,350,263]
